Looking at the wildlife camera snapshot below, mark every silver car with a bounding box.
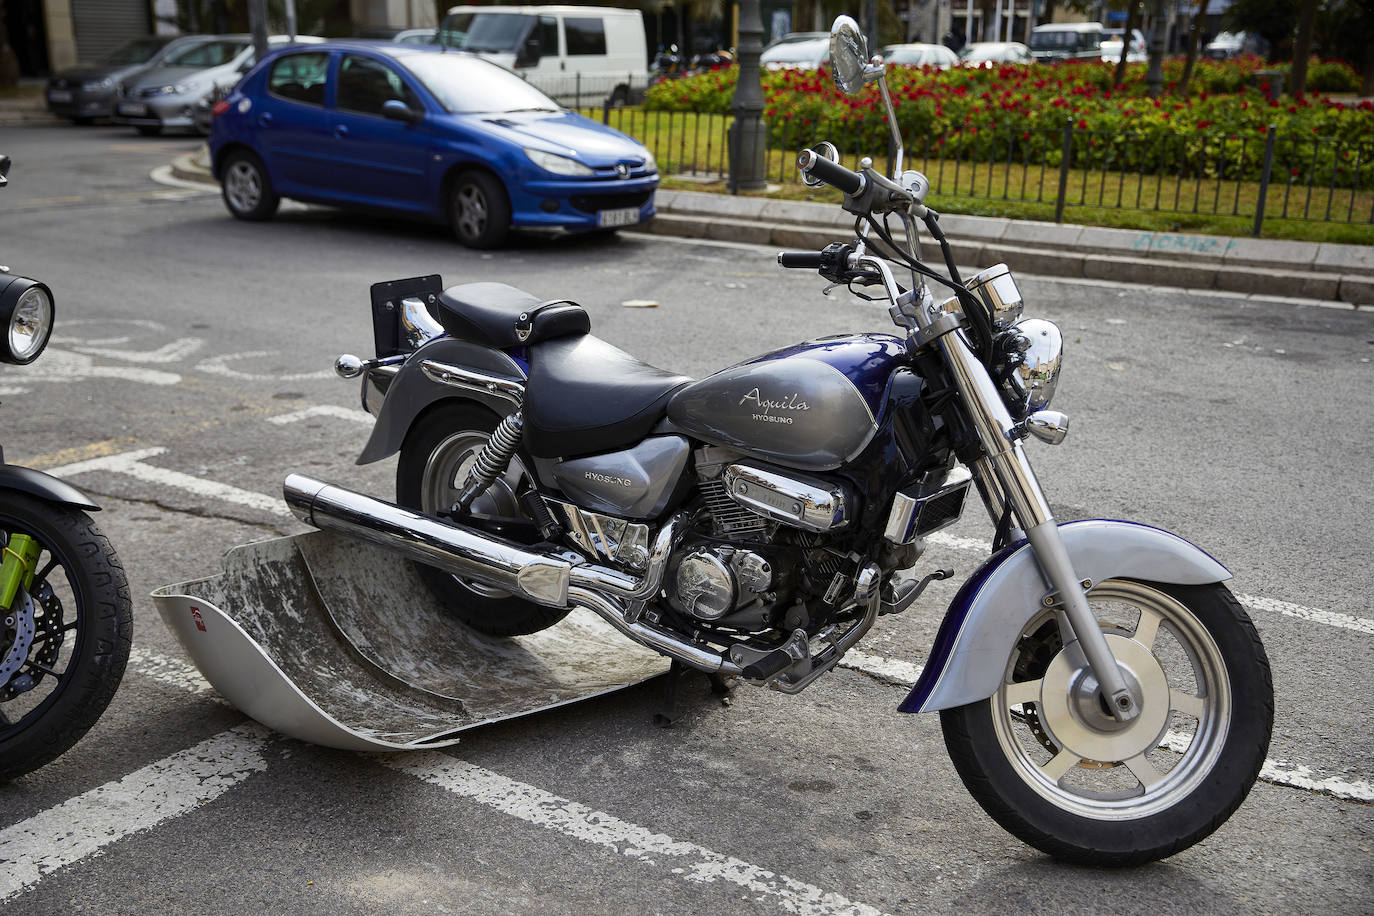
[113,34,322,135]
[46,35,211,123]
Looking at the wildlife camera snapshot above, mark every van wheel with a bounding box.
[449,170,510,249]
[608,85,629,107]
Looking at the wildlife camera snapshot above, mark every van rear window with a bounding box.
[565,18,607,56]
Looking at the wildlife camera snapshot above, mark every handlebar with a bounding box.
[777,251,823,269]
[797,148,864,196]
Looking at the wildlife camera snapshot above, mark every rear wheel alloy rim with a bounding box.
[225,161,262,212]
[455,184,488,239]
[991,580,1231,820]
[419,430,527,599]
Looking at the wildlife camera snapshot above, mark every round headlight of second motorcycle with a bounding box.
[0,276,55,365]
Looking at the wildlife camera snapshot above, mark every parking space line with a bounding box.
[267,405,374,426]
[385,753,889,916]
[46,447,289,517]
[0,723,271,902]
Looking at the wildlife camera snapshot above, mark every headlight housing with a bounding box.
[640,148,657,174]
[524,148,595,177]
[82,78,113,92]
[170,81,201,95]
[0,275,55,365]
[1000,318,1063,416]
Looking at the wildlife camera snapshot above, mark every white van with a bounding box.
[1028,22,1105,62]
[440,5,647,106]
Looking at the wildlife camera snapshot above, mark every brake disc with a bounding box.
[0,589,38,694]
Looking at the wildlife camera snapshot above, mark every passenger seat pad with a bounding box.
[435,282,590,348]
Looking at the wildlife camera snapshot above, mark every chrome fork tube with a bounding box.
[859,255,1139,721]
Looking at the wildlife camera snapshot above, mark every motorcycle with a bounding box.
[165,17,1273,865]
[0,154,133,780]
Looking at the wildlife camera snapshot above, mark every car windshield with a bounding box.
[403,53,559,113]
[438,13,531,52]
[99,38,168,65]
[1029,31,1082,50]
[760,39,827,64]
[164,39,248,67]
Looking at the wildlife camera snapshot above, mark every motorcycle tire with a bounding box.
[0,493,132,781]
[940,578,1272,867]
[396,402,570,637]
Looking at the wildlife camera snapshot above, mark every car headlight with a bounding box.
[524,148,594,177]
[170,81,202,95]
[640,149,657,174]
[0,276,55,365]
[82,78,113,91]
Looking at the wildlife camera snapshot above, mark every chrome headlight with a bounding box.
[0,277,55,365]
[524,148,595,176]
[966,263,1024,328]
[1006,318,1063,413]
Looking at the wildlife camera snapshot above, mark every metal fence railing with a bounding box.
[582,106,1374,234]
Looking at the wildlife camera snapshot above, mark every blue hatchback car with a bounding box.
[209,42,658,248]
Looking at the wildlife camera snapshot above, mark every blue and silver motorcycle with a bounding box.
[0,154,133,780]
[264,20,1272,865]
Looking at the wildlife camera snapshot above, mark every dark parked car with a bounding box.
[46,35,209,123]
[208,42,658,248]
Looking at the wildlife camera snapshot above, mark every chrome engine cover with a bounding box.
[722,462,851,533]
[667,545,777,622]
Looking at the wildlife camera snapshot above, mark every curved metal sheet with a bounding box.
[899,519,1231,714]
[153,531,669,751]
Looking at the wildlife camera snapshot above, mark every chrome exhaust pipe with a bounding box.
[284,474,572,607]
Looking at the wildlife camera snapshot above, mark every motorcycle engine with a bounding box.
[663,448,852,632]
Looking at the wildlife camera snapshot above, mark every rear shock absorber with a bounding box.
[448,411,524,517]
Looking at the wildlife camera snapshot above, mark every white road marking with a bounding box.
[267,405,373,426]
[925,531,1374,637]
[0,723,271,902]
[45,447,289,517]
[384,753,888,916]
[71,337,204,364]
[198,351,334,381]
[4,348,181,386]
[128,645,221,700]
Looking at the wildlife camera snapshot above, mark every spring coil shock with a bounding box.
[449,411,524,516]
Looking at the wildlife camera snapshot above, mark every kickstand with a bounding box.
[652,660,734,728]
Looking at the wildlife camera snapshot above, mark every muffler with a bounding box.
[284,474,572,607]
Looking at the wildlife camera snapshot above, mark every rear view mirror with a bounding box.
[382,99,421,124]
[515,37,541,68]
[830,16,880,94]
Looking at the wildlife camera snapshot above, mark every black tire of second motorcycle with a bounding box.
[0,493,132,781]
[396,402,570,638]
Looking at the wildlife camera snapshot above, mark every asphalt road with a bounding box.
[1,123,1371,915]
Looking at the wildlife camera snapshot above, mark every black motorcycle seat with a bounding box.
[434,282,590,348]
[523,335,692,458]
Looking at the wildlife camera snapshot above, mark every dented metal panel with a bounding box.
[152,531,670,751]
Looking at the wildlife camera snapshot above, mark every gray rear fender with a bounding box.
[898,519,1231,714]
[356,337,526,465]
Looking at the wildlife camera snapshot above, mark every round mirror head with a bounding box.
[800,141,841,188]
[830,16,869,94]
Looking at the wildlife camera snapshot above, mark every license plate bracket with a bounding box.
[597,207,640,228]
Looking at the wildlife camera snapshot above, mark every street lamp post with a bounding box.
[728,0,768,193]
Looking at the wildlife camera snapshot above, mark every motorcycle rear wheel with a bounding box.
[396,402,570,637]
[0,493,132,781]
[940,578,1272,866]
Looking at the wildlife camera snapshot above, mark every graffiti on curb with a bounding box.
[1132,233,1238,256]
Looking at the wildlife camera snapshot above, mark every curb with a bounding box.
[652,190,1374,307]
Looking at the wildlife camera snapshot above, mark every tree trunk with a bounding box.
[1178,0,1205,95]
[1113,3,1140,87]
[1288,0,1318,96]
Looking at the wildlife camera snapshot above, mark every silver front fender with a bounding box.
[898,519,1230,714]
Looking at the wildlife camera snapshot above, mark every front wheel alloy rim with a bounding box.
[992,579,1231,820]
[454,184,488,239]
[225,161,262,212]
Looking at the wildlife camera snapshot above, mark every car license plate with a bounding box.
[117,102,147,117]
[47,90,72,103]
[597,207,640,228]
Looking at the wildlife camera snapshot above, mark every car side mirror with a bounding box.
[515,37,541,68]
[382,99,421,124]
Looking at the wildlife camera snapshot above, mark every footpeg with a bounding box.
[741,649,794,680]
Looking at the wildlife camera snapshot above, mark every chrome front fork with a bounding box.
[861,254,1141,722]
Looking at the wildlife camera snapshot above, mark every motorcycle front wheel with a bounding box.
[396,402,570,637]
[940,578,1272,866]
[0,493,132,780]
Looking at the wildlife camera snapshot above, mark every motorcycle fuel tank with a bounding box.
[667,334,907,472]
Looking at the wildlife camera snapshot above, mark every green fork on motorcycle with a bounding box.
[0,534,41,610]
